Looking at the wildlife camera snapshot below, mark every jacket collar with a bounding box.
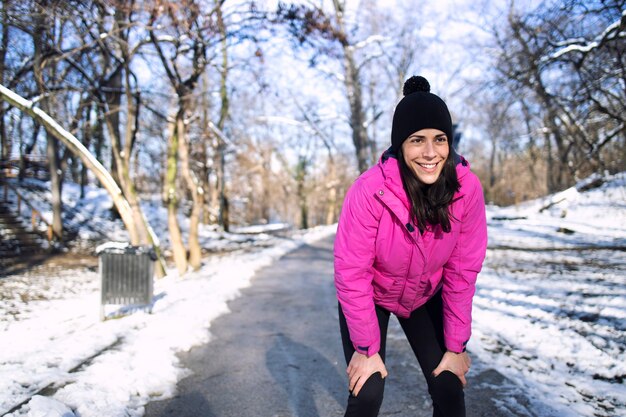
[378,149,410,209]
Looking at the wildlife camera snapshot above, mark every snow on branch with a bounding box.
[207,121,237,148]
[155,35,178,43]
[352,35,388,50]
[547,11,625,61]
[256,116,304,127]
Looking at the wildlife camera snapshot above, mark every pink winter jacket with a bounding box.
[334,153,487,356]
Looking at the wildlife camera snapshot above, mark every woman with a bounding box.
[334,76,488,417]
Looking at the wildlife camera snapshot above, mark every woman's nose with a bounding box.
[422,140,436,158]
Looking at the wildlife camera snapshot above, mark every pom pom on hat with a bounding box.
[390,76,453,154]
[402,76,430,96]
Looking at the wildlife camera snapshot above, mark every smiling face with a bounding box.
[401,128,450,185]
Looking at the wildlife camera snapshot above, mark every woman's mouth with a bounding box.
[417,162,438,172]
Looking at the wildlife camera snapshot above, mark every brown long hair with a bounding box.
[396,146,461,233]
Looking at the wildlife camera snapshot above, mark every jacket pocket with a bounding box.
[424,272,443,296]
[372,270,399,298]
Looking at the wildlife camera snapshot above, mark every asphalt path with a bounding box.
[145,236,535,417]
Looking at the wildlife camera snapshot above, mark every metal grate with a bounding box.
[98,244,156,320]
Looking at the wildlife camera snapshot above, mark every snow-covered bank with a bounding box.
[471,172,626,416]
[486,172,626,249]
[0,225,337,417]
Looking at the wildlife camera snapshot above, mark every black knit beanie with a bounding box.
[390,76,453,154]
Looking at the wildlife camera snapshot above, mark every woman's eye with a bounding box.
[436,136,448,142]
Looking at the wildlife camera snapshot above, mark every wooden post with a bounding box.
[17,194,21,212]
[47,225,53,242]
[31,210,37,229]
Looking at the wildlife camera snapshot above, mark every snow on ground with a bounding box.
[0,172,624,417]
[470,172,626,417]
[486,172,626,249]
[0,223,337,417]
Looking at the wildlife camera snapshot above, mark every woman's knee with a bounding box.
[428,370,464,404]
[349,372,385,410]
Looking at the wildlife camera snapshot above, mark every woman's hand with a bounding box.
[432,351,471,387]
[347,351,388,396]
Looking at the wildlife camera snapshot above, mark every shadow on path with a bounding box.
[148,391,218,417]
[266,332,346,417]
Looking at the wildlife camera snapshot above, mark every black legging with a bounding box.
[338,291,465,417]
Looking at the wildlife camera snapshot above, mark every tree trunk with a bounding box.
[296,156,308,229]
[332,0,370,173]
[488,132,497,201]
[19,123,39,181]
[187,201,202,270]
[93,104,105,164]
[104,68,123,189]
[216,0,230,232]
[199,73,214,225]
[79,105,91,198]
[325,158,338,225]
[543,120,556,194]
[198,137,212,225]
[521,102,541,193]
[545,112,570,192]
[326,185,337,225]
[177,109,202,271]
[33,8,63,240]
[346,59,370,173]
[164,115,187,275]
[0,0,8,160]
[217,145,229,232]
[46,131,63,238]
[367,82,379,166]
[261,149,271,223]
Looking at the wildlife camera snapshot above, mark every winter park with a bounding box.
[0,1,625,417]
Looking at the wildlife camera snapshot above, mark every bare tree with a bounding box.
[148,0,218,272]
[275,1,411,173]
[88,1,157,247]
[329,0,370,173]
[0,84,146,248]
[0,0,169,273]
[277,0,436,175]
[489,1,625,193]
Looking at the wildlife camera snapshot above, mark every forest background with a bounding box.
[0,0,624,275]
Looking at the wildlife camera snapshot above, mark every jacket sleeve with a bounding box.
[441,174,488,353]
[334,179,382,357]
